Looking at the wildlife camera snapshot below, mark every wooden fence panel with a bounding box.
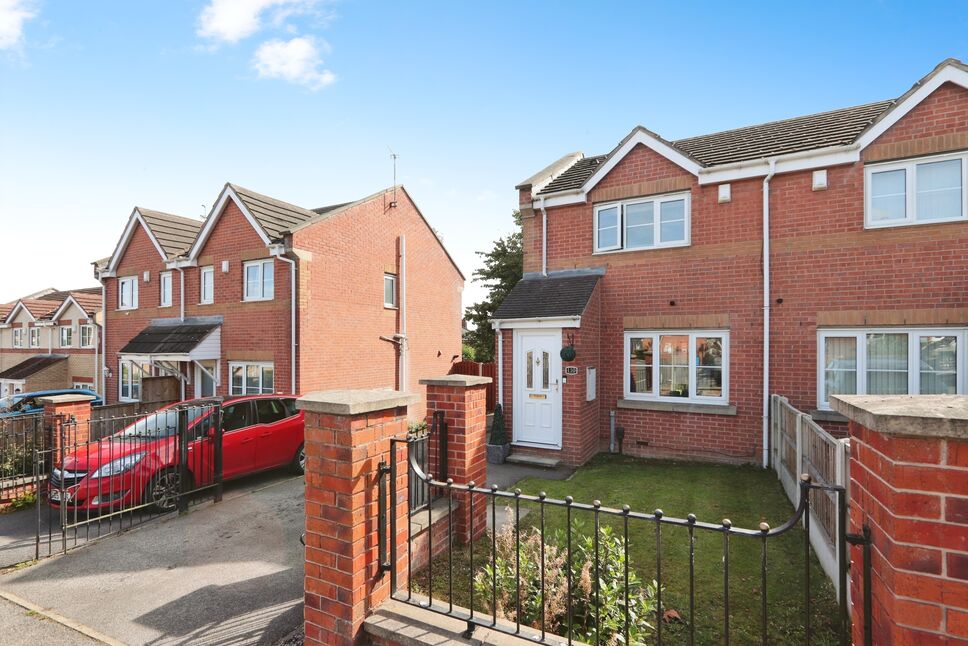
[449,361,496,412]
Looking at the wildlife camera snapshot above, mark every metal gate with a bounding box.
[0,413,45,506]
[1,402,224,564]
[380,433,874,646]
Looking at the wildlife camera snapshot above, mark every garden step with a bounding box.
[505,453,561,468]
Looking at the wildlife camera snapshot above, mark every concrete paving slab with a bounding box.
[0,595,97,645]
[485,461,574,490]
[0,472,305,646]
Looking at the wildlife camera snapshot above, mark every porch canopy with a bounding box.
[492,271,601,325]
[0,354,68,382]
[118,319,220,364]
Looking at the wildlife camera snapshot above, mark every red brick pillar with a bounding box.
[420,375,490,544]
[40,394,94,453]
[297,389,416,646]
[832,395,968,644]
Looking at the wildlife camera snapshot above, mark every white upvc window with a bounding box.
[11,328,23,348]
[865,151,968,228]
[384,273,397,308]
[594,191,691,253]
[243,259,274,301]
[623,330,729,404]
[28,327,40,348]
[60,326,73,348]
[118,276,138,310]
[80,325,95,348]
[159,271,172,307]
[229,362,274,395]
[200,266,214,304]
[817,327,967,409]
[119,360,153,401]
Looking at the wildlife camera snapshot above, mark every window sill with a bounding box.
[617,398,737,416]
[809,409,848,423]
[117,307,138,312]
[384,305,399,310]
[242,297,274,303]
[198,302,214,306]
[592,242,690,256]
[864,216,968,230]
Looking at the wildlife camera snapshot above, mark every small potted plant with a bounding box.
[487,403,511,464]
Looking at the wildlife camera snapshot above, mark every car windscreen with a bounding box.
[117,407,209,439]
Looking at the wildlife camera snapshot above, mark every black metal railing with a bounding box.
[0,413,46,503]
[381,435,873,646]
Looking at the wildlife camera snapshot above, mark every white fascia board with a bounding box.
[50,295,85,322]
[166,258,197,269]
[856,64,968,150]
[3,302,34,324]
[107,209,169,274]
[698,146,861,185]
[187,185,272,260]
[119,352,191,363]
[583,129,702,194]
[491,316,581,330]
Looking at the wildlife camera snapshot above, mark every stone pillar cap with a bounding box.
[419,375,492,387]
[830,394,968,439]
[296,390,418,415]
[38,394,96,405]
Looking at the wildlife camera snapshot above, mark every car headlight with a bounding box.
[90,453,147,478]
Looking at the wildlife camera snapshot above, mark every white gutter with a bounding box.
[271,247,298,395]
[761,158,777,469]
[539,196,548,276]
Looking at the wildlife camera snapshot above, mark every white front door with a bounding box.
[194,361,217,398]
[513,330,562,448]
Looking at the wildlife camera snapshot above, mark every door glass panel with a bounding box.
[659,335,689,397]
[628,337,653,394]
[526,351,533,389]
[920,335,957,394]
[198,362,216,397]
[824,337,857,401]
[695,336,723,397]
[867,333,908,395]
[870,169,906,222]
[916,159,962,221]
[542,351,550,390]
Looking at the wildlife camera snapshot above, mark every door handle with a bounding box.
[260,432,271,438]
[241,438,254,444]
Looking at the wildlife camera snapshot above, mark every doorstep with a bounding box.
[505,453,561,468]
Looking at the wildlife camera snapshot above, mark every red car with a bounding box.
[50,395,304,512]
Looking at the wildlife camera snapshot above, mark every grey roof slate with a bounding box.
[139,209,203,259]
[0,355,68,380]
[229,184,319,241]
[493,274,600,320]
[119,322,219,355]
[540,155,608,194]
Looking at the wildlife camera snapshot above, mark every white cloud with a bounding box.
[197,0,323,44]
[252,36,335,90]
[0,0,38,50]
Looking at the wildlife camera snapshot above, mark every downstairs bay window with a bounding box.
[818,328,966,409]
[229,362,274,395]
[624,330,728,404]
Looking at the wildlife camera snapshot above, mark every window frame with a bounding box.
[11,328,23,348]
[817,327,967,409]
[119,360,153,402]
[59,326,73,348]
[118,276,138,310]
[623,329,729,405]
[594,191,692,254]
[28,327,40,348]
[864,151,968,229]
[79,325,95,348]
[199,266,214,305]
[242,259,275,302]
[159,271,173,308]
[228,361,275,396]
[383,273,398,308]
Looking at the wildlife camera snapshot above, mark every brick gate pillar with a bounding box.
[420,375,490,544]
[297,389,416,646]
[832,395,968,644]
[40,393,95,453]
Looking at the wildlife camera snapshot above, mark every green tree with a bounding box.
[464,211,523,362]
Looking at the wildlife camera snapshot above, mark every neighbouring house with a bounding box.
[94,183,463,419]
[498,58,968,467]
[0,288,103,397]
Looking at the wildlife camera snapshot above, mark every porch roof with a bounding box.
[493,272,600,321]
[119,321,220,359]
[0,354,68,381]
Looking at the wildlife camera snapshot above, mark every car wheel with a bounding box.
[292,444,306,474]
[146,469,184,512]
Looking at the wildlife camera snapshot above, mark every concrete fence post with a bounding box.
[297,389,417,646]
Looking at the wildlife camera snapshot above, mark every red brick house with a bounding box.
[96,183,463,418]
[0,288,103,397]
[498,58,968,467]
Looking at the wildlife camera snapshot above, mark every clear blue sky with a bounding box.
[1,1,966,306]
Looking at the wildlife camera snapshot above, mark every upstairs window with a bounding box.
[594,192,691,253]
[243,260,274,301]
[119,276,138,310]
[866,152,968,228]
[12,328,23,348]
[384,274,397,308]
[200,266,214,304]
[159,272,172,307]
[80,325,95,348]
[60,326,73,348]
[28,327,40,348]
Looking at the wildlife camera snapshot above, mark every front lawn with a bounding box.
[412,454,840,645]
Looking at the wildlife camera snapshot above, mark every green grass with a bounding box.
[412,454,841,645]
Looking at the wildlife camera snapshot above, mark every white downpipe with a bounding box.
[494,321,503,405]
[398,235,408,392]
[762,158,777,469]
[176,268,185,321]
[539,196,548,276]
[275,253,298,395]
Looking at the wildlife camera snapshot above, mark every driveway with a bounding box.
[0,471,304,645]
